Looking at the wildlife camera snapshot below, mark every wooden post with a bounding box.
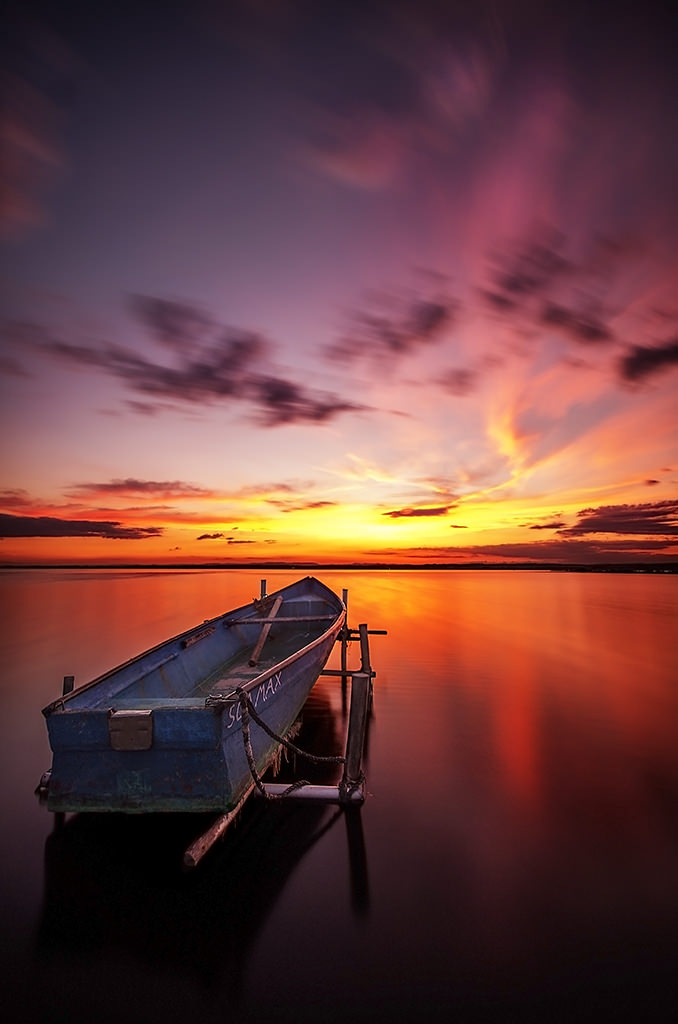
[183,783,255,869]
[260,579,267,599]
[341,670,370,798]
[358,623,371,676]
[341,588,349,697]
[249,594,283,666]
[62,675,74,695]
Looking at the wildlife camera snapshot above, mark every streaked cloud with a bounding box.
[0,513,162,540]
[6,312,364,427]
[129,296,214,350]
[329,288,455,364]
[375,537,676,564]
[619,340,678,383]
[561,500,678,537]
[275,500,337,513]
[383,505,454,519]
[0,488,35,509]
[67,478,214,499]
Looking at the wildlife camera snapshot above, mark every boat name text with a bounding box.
[227,672,283,729]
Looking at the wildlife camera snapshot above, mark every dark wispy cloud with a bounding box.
[0,488,35,509]
[539,302,612,344]
[561,500,678,537]
[320,226,678,399]
[328,289,455,363]
[6,305,364,427]
[0,513,162,540]
[465,538,677,562]
[384,505,454,519]
[125,299,364,425]
[5,240,676,425]
[249,376,360,426]
[197,532,224,541]
[367,498,678,563]
[619,339,678,383]
[378,537,676,564]
[486,235,571,303]
[273,500,336,513]
[129,296,214,350]
[67,478,213,499]
[480,232,619,347]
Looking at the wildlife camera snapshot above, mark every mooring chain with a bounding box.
[207,686,345,800]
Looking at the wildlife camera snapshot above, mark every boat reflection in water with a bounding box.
[36,689,369,1014]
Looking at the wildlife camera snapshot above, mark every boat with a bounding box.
[41,577,346,814]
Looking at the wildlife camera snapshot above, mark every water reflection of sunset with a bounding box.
[3,565,677,1021]
[353,571,678,845]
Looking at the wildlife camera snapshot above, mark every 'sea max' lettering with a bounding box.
[227,672,283,729]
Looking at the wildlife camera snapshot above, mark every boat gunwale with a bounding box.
[42,576,346,717]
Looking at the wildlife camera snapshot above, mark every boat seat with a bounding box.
[226,612,335,625]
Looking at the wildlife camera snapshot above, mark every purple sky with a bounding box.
[1,1,677,564]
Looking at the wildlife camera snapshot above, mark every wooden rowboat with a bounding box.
[41,577,346,814]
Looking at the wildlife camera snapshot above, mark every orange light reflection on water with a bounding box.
[335,569,678,955]
[339,569,678,834]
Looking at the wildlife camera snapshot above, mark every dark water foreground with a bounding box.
[2,569,677,1022]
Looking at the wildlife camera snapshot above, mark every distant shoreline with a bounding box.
[1,562,676,574]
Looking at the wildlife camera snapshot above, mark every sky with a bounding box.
[1,0,677,566]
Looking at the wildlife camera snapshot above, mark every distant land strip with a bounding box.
[0,562,676,573]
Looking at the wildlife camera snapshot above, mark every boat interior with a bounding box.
[58,587,342,711]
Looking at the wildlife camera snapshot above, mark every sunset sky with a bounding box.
[2,0,677,566]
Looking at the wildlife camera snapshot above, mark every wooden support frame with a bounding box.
[182,582,386,868]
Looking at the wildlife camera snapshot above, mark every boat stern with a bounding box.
[44,703,235,813]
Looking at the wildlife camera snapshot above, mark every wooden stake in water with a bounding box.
[341,670,370,796]
[249,594,283,666]
[183,783,256,869]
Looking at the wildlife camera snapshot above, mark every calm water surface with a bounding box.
[1,568,677,1023]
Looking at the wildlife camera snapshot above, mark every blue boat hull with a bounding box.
[43,577,345,813]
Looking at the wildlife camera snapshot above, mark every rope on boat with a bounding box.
[208,686,348,800]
